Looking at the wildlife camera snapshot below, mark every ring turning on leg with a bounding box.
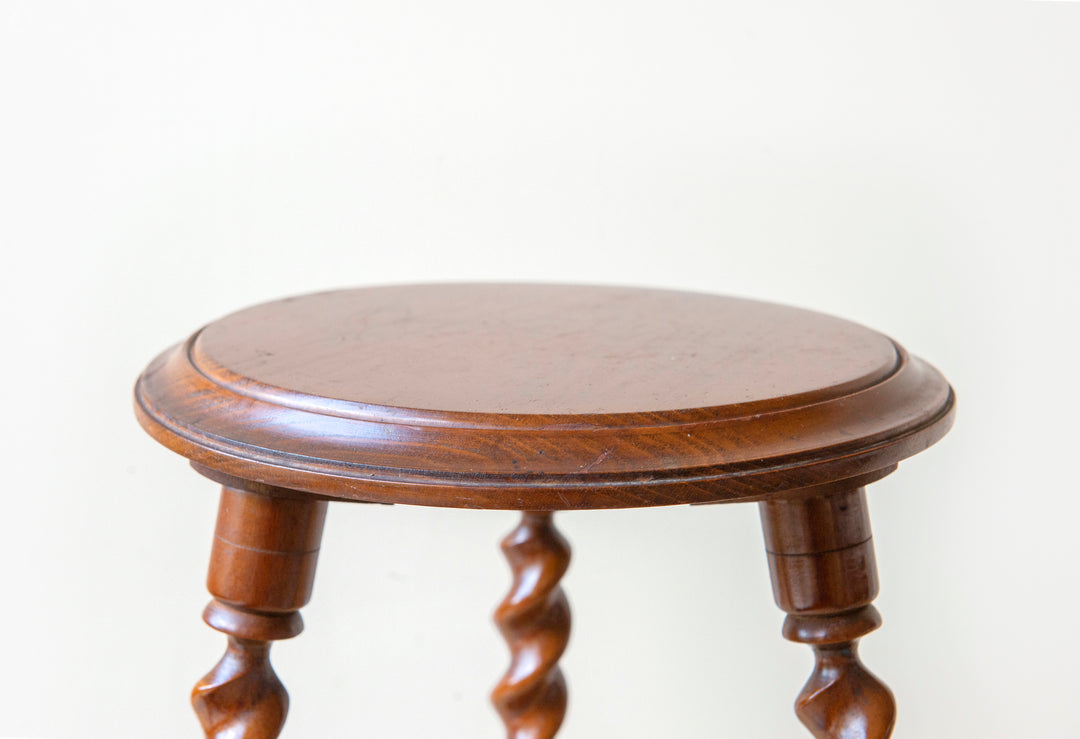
[492,512,572,739]
[192,485,328,739]
[760,485,897,739]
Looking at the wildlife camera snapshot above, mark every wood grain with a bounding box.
[761,486,896,738]
[132,284,957,736]
[492,512,571,739]
[192,637,288,739]
[193,483,328,739]
[134,284,955,510]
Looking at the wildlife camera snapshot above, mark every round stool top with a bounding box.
[134,284,954,509]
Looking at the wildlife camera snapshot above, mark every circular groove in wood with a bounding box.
[134,284,956,508]
[191,284,900,423]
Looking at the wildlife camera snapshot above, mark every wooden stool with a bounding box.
[134,284,954,739]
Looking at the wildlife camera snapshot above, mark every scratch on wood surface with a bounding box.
[579,447,614,472]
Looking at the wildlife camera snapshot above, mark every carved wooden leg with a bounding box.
[760,485,896,739]
[492,512,572,739]
[192,485,328,739]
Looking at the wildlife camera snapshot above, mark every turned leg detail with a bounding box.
[192,485,328,739]
[492,512,572,739]
[760,486,896,739]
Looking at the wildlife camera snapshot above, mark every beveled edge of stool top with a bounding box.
[134,283,955,509]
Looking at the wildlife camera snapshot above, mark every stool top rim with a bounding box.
[134,283,955,509]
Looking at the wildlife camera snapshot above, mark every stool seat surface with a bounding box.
[135,284,954,509]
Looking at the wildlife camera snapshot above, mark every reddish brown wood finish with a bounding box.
[134,284,955,510]
[192,482,328,739]
[132,284,956,738]
[761,485,896,738]
[492,513,572,739]
[192,637,288,739]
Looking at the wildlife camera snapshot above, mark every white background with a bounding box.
[1,2,1077,737]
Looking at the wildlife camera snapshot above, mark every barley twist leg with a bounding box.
[192,483,327,739]
[491,512,572,739]
[760,485,897,738]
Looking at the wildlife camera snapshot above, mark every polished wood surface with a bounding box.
[193,284,897,414]
[192,637,288,739]
[192,482,328,739]
[760,484,896,738]
[492,513,571,739]
[134,284,954,509]
[133,284,956,738]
